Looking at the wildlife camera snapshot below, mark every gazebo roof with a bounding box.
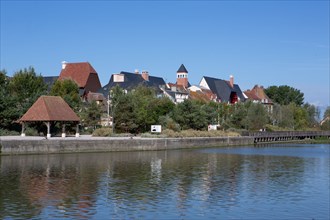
[19,96,80,122]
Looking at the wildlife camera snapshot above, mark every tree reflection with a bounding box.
[0,146,322,219]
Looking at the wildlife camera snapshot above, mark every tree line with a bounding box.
[0,67,329,135]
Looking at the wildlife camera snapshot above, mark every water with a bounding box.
[0,144,329,219]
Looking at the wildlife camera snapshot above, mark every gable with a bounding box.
[58,62,99,89]
[199,77,210,90]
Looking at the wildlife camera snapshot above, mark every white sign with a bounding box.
[208,124,218,131]
[151,125,162,133]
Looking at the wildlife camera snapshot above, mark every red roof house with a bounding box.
[58,62,102,97]
[244,85,273,113]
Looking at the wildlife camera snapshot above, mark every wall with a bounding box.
[0,137,254,155]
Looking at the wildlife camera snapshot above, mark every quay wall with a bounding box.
[0,136,254,155]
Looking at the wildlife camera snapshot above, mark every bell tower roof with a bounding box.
[177,64,188,73]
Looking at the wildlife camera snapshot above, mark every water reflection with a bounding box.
[0,144,329,219]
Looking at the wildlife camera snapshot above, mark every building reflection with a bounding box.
[0,147,315,219]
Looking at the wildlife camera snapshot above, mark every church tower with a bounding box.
[176,64,189,88]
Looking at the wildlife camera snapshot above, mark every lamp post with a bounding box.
[107,94,110,127]
[109,90,117,134]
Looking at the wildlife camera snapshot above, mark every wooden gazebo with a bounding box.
[19,96,80,138]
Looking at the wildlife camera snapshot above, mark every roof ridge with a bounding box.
[42,96,55,120]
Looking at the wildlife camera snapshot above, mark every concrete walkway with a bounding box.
[0,135,141,141]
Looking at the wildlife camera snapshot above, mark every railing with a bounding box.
[241,131,330,143]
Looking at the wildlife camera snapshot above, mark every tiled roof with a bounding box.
[87,92,105,102]
[168,81,192,89]
[167,83,189,92]
[244,90,261,101]
[58,62,100,89]
[190,91,212,102]
[244,85,273,103]
[19,96,80,122]
[177,64,188,73]
[201,88,217,100]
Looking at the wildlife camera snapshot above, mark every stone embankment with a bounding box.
[2,131,329,155]
[0,136,254,155]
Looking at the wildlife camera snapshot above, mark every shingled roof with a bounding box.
[58,62,101,92]
[19,96,80,122]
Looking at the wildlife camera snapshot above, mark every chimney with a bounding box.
[62,61,67,70]
[142,70,149,81]
[135,69,140,74]
[229,75,234,88]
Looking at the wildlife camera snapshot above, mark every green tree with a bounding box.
[246,103,268,130]
[322,106,330,119]
[227,102,249,129]
[293,104,308,130]
[110,85,136,133]
[217,103,233,129]
[8,67,47,117]
[303,103,320,128]
[270,103,282,126]
[265,85,304,106]
[171,99,208,130]
[279,103,295,129]
[0,70,20,129]
[50,79,81,112]
[321,106,330,130]
[112,85,175,133]
[132,86,157,132]
[80,101,102,130]
[158,115,181,131]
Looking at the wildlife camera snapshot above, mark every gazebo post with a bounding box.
[75,123,80,137]
[21,122,26,137]
[46,121,51,138]
[62,123,66,138]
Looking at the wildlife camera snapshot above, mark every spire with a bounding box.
[177,64,188,73]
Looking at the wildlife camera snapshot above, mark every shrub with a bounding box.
[0,129,20,136]
[141,132,167,138]
[162,129,240,138]
[25,127,39,136]
[92,127,112,137]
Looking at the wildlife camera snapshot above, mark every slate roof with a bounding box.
[43,76,58,91]
[177,64,188,73]
[19,96,80,122]
[202,76,246,103]
[99,71,166,97]
[58,62,101,90]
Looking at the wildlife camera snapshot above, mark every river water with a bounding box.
[0,144,329,219]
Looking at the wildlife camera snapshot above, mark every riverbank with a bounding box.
[0,135,254,155]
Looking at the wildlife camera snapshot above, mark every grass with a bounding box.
[141,129,240,138]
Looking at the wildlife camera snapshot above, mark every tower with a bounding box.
[176,64,188,87]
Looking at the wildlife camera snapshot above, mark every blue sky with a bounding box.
[1,1,329,109]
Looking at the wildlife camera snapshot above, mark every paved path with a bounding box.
[0,135,141,141]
